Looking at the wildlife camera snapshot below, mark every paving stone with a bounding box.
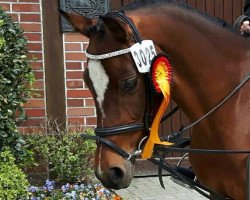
[116,176,207,200]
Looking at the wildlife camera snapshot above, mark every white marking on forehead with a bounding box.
[88,60,109,116]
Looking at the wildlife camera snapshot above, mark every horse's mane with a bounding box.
[122,0,232,30]
[123,0,169,10]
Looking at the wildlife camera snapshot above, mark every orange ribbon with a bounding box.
[142,60,173,159]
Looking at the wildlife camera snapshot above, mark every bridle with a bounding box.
[81,10,250,163]
[81,11,153,162]
[80,10,250,200]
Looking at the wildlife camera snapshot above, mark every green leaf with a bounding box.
[0,7,35,167]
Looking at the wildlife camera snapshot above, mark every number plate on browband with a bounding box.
[130,40,157,73]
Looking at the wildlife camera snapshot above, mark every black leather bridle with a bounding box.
[81,10,250,162]
[80,10,250,200]
[81,11,153,162]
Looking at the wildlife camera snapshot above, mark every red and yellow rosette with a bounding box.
[142,54,173,159]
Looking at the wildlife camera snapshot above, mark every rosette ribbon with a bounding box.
[142,54,173,159]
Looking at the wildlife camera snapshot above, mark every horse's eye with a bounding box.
[121,78,138,91]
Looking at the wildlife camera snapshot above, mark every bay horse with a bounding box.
[61,0,250,199]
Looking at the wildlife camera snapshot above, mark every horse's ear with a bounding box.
[59,9,93,37]
[100,16,129,42]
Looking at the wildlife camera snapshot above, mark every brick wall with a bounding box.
[64,33,96,130]
[1,1,96,133]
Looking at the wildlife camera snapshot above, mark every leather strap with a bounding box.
[106,11,142,43]
[161,73,250,141]
[155,146,250,155]
[160,106,179,123]
[81,134,134,161]
[95,123,144,137]
[149,157,230,200]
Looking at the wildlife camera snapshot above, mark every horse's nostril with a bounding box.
[98,166,131,189]
[109,167,124,180]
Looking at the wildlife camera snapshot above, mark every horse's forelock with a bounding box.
[86,20,105,37]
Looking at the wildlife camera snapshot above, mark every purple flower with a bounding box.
[41,186,47,191]
[61,185,67,193]
[31,197,40,200]
[73,184,79,190]
[27,180,119,199]
[65,183,70,189]
[28,186,38,193]
[45,180,54,187]
[42,180,55,192]
[47,185,54,192]
[61,183,71,193]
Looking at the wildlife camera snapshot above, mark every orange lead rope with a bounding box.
[142,54,173,159]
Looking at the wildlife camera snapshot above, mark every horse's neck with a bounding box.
[129,6,249,121]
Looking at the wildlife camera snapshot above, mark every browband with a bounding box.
[85,11,142,60]
[85,47,131,60]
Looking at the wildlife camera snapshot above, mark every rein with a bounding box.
[149,156,231,200]
[162,73,250,142]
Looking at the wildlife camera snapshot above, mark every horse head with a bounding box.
[60,11,161,189]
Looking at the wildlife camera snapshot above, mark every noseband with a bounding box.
[95,123,144,136]
[81,11,152,162]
